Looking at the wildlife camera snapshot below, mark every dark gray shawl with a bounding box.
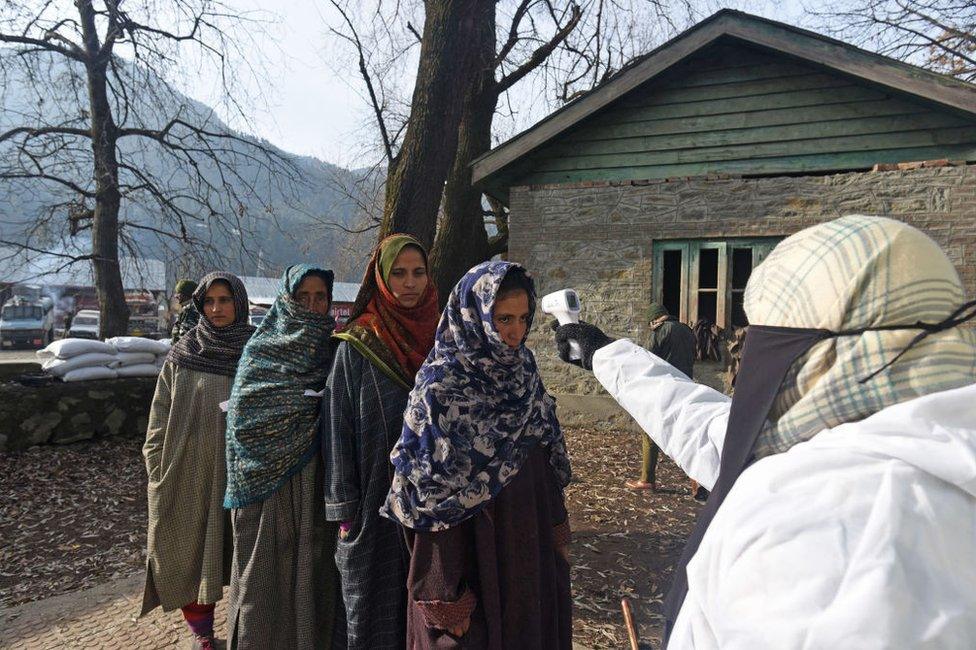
[166,271,255,376]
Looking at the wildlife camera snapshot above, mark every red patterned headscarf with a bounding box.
[335,234,439,389]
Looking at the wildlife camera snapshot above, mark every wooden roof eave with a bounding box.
[470,10,976,201]
[470,21,727,192]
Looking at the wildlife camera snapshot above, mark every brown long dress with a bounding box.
[405,446,573,650]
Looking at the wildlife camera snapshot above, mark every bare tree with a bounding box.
[808,0,976,81]
[0,1,300,336]
[327,0,724,299]
[429,1,583,300]
[373,0,485,248]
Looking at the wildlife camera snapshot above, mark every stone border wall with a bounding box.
[0,377,156,451]
[511,164,976,395]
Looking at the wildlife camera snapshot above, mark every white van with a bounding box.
[67,310,101,340]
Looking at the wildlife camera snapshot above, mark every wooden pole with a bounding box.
[621,597,639,650]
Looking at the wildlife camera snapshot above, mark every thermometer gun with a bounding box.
[541,289,582,361]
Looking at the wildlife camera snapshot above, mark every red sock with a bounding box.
[181,602,215,638]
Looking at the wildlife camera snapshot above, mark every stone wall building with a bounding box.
[473,10,976,396]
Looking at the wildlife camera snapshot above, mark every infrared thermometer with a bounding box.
[541,289,582,361]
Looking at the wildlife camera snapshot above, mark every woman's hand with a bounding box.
[447,617,470,638]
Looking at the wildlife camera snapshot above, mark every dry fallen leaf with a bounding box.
[0,425,703,650]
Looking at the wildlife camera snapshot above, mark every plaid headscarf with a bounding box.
[381,261,571,532]
[166,271,255,377]
[747,215,976,458]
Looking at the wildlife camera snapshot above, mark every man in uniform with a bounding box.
[170,279,199,343]
[625,303,699,497]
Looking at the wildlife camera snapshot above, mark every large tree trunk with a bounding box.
[79,1,129,338]
[429,10,498,305]
[379,0,485,249]
[430,2,578,300]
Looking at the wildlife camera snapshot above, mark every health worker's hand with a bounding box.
[551,321,614,371]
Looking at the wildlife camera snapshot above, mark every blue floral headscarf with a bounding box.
[381,261,571,531]
[224,264,336,509]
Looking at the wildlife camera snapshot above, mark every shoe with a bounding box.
[191,634,216,650]
[624,479,655,490]
[693,486,709,503]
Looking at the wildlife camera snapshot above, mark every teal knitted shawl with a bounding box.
[224,264,336,508]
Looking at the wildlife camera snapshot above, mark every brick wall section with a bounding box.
[511,164,976,394]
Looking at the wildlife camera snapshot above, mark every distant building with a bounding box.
[238,276,279,308]
[0,246,165,310]
[472,9,976,394]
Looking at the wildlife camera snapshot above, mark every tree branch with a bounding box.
[0,239,94,264]
[330,0,395,165]
[406,20,422,44]
[0,125,91,143]
[496,3,582,94]
[493,0,533,68]
[0,171,96,198]
[0,31,85,60]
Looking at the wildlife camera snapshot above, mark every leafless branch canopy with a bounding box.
[323,0,716,253]
[808,0,976,81]
[0,0,306,278]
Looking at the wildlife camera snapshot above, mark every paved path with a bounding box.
[0,576,597,649]
[0,350,40,364]
[0,575,227,649]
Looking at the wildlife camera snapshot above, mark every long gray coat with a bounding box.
[141,362,233,615]
[321,341,410,650]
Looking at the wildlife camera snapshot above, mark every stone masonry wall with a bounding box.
[511,164,976,395]
[0,377,156,451]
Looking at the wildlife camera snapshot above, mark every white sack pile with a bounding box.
[107,337,171,377]
[37,337,172,381]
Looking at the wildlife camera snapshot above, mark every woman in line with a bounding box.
[224,265,340,649]
[322,234,440,649]
[141,272,255,650]
[383,261,574,649]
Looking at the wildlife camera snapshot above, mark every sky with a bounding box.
[179,0,809,170]
[176,0,367,168]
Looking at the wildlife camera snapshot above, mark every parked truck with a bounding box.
[0,295,55,349]
[126,290,168,339]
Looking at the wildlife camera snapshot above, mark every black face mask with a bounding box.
[663,298,976,644]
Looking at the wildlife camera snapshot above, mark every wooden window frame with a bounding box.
[652,241,691,323]
[653,237,781,329]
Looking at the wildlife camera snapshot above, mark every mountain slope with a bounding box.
[0,51,372,283]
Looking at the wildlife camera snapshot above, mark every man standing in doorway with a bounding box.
[625,302,698,496]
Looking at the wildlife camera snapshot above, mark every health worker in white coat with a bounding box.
[553,215,976,650]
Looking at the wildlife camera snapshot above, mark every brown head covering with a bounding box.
[166,271,256,376]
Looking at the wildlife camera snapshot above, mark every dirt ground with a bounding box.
[564,426,700,649]
[0,437,147,607]
[0,429,699,649]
